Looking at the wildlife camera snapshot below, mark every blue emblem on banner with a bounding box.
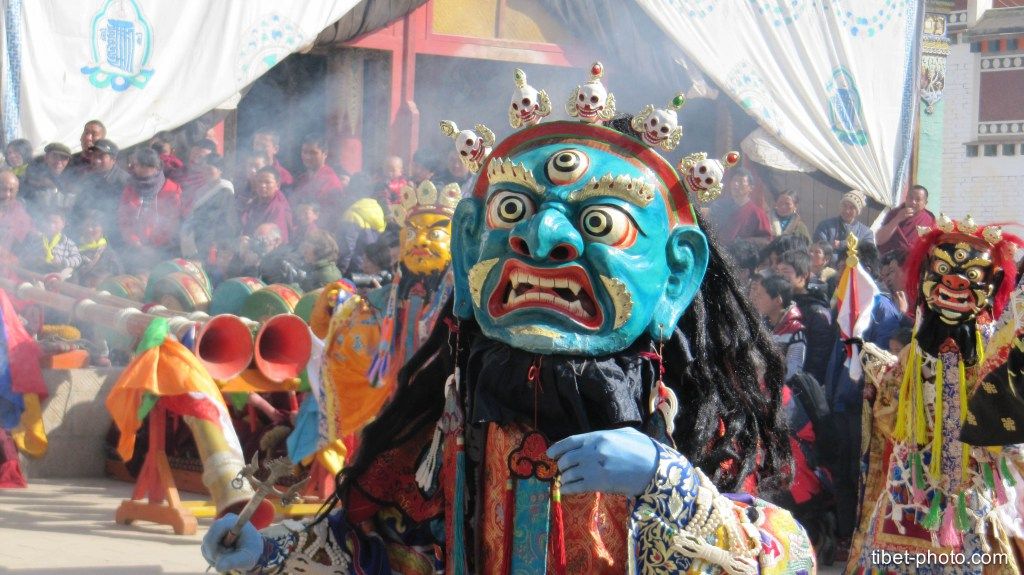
[80,0,154,91]
[827,67,868,146]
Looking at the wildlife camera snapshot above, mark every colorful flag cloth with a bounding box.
[106,318,237,461]
[833,253,879,380]
[0,289,48,458]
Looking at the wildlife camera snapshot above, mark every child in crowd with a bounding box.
[809,240,837,288]
[74,210,122,287]
[298,229,342,291]
[27,209,82,276]
[293,202,321,244]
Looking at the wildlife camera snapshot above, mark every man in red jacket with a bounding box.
[292,135,345,219]
[117,148,183,271]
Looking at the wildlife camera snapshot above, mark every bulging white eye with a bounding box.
[579,205,638,248]
[487,190,536,229]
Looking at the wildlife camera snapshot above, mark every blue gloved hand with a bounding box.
[201,513,263,573]
[546,427,659,496]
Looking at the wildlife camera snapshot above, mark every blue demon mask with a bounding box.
[452,121,709,355]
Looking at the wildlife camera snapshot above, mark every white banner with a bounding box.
[634,0,921,207]
[2,0,359,153]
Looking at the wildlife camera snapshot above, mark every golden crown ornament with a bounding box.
[631,93,685,152]
[440,120,495,174]
[391,180,462,226]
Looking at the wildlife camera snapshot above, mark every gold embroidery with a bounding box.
[1002,417,1017,432]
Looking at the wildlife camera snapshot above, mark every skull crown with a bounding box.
[565,61,616,124]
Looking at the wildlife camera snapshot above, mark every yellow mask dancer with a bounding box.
[401,212,453,275]
[391,180,462,276]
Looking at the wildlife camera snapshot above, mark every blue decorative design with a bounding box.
[726,61,782,136]
[80,0,154,92]
[630,442,700,573]
[826,67,868,146]
[666,0,718,19]
[2,0,23,142]
[236,13,303,84]
[832,0,908,38]
[749,0,808,27]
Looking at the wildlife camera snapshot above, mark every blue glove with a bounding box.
[201,513,263,573]
[546,427,659,496]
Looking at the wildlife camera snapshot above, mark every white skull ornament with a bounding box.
[508,69,551,129]
[565,62,616,124]
[631,93,685,152]
[440,120,495,174]
[680,151,741,203]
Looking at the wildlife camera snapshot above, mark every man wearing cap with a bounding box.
[70,138,130,242]
[22,143,73,218]
[813,189,875,264]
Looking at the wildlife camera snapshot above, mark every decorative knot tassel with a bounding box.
[1001,455,1017,487]
[502,479,515,575]
[955,492,971,532]
[550,479,566,575]
[921,491,943,531]
[939,504,963,549]
[994,464,1010,505]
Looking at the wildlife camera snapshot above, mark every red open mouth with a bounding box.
[642,131,664,146]
[578,106,600,119]
[469,146,485,163]
[519,109,536,121]
[685,173,704,191]
[930,285,976,313]
[487,260,603,330]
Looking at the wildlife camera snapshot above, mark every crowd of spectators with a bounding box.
[0,120,472,295]
[708,169,937,564]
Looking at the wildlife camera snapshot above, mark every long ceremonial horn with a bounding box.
[194,315,256,381]
[253,314,312,383]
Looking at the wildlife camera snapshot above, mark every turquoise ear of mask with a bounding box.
[452,142,709,356]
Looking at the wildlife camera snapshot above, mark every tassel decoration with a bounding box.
[939,504,963,549]
[994,464,1010,505]
[1001,456,1017,487]
[921,491,942,531]
[550,479,567,575]
[983,462,996,491]
[450,439,467,575]
[956,492,971,532]
[895,339,917,441]
[976,329,986,366]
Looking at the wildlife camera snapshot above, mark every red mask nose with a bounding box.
[942,274,970,291]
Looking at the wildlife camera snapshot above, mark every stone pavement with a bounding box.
[0,478,210,574]
[0,477,846,574]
